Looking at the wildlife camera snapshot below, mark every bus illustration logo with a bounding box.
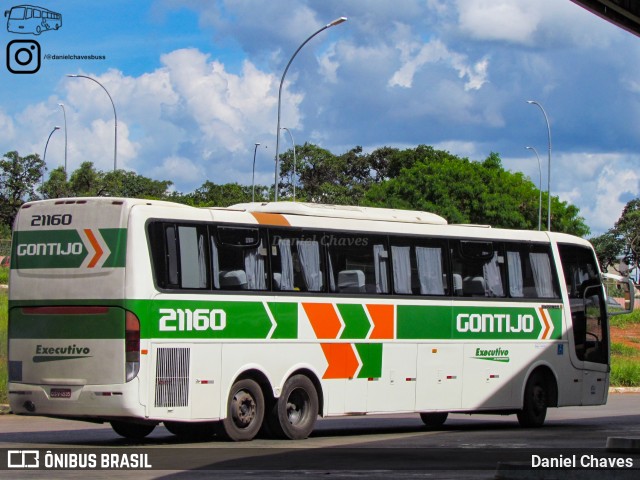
[5,5,62,35]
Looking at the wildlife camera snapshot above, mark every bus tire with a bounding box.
[164,421,216,439]
[221,378,264,441]
[517,371,548,428]
[419,412,448,427]
[269,374,319,440]
[110,420,156,439]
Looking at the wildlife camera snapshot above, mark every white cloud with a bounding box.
[455,0,540,44]
[388,37,489,91]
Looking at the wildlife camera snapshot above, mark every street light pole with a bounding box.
[527,100,551,231]
[281,127,297,202]
[67,74,118,171]
[58,103,67,174]
[525,146,542,231]
[42,126,61,189]
[252,142,261,203]
[274,16,347,201]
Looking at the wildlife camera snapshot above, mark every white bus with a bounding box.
[7,198,633,441]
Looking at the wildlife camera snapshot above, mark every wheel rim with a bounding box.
[286,388,310,426]
[231,389,257,429]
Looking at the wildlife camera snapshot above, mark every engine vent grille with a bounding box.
[154,347,190,408]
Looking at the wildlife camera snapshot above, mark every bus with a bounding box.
[5,5,62,35]
[7,198,633,441]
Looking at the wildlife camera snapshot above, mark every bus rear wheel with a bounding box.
[220,378,264,441]
[267,374,318,440]
[419,412,448,428]
[517,371,548,428]
[110,420,156,439]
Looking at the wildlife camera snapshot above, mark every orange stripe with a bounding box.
[366,304,394,339]
[538,307,551,339]
[84,229,103,268]
[321,343,359,379]
[250,212,290,226]
[302,303,342,339]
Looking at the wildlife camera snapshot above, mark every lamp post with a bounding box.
[527,100,551,231]
[42,126,60,189]
[525,146,542,231]
[67,74,118,171]
[252,142,261,203]
[274,16,347,201]
[281,127,297,202]
[58,103,67,174]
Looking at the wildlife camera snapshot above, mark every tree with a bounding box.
[0,151,45,230]
[590,230,625,273]
[364,148,589,235]
[69,161,102,197]
[42,166,70,199]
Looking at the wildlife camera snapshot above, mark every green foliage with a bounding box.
[178,181,270,207]
[3,144,592,237]
[0,267,7,285]
[591,198,640,273]
[0,151,46,229]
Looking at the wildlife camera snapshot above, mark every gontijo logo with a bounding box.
[455,307,557,340]
[12,228,126,269]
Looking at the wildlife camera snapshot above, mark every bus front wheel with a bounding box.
[110,420,156,439]
[268,374,318,440]
[221,378,264,441]
[517,371,548,428]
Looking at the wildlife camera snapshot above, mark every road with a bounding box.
[1,393,639,479]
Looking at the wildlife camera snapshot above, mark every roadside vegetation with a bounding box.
[1,288,7,404]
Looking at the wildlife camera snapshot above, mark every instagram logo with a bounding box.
[6,39,41,74]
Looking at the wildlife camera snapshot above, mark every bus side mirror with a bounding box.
[602,273,635,316]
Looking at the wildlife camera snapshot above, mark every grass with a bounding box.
[0,289,7,404]
[0,266,8,285]
[609,308,640,327]
[610,357,640,387]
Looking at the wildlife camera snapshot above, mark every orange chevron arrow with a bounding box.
[366,304,394,339]
[538,307,552,340]
[320,343,360,379]
[84,229,104,268]
[303,303,342,339]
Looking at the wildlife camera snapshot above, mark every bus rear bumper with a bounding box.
[7,381,146,420]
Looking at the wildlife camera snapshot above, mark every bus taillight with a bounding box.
[125,311,140,382]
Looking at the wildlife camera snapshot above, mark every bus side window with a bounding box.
[269,232,325,292]
[389,237,447,296]
[452,240,506,298]
[213,227,267,291]
[326,233,389,294]
[506,244,559,299]
[148,222,209,290]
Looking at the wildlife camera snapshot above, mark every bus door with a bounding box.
[557,244,609,405]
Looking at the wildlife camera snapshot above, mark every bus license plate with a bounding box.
[50,388,71,399]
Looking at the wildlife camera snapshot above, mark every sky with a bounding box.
[1,0,639,236]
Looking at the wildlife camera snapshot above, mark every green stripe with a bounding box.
[337,304,371,339]
[268,302,298,339]
[355,343,383,378]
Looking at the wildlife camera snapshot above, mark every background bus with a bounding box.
[5,5,62,35]
[7,198,633,441]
